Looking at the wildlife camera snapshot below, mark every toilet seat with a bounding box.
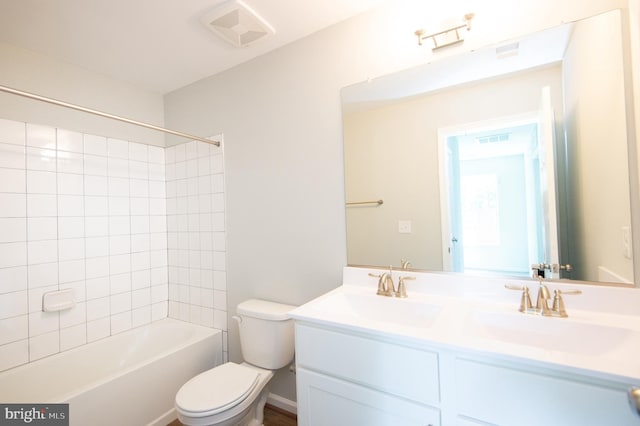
[176,363,260,417]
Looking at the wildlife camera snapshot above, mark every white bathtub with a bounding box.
[0,318,222,426]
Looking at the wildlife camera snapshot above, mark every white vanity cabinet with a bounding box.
[294,322,640,426]
[295,323,441,426]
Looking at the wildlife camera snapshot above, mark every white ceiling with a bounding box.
[0,0,384,94]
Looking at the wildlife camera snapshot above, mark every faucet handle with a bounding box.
[396,276,415,298]
[552,289,582,317]
[505,284,532,312]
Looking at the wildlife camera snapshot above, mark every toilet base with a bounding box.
[176,363,273,426]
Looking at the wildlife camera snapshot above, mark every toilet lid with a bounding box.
[176,363,260,416]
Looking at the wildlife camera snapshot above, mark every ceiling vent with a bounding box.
[201,0,275,48]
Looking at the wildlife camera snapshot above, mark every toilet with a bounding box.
[175,299,296,426]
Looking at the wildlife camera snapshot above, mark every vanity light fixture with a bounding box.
[415,13,475,50]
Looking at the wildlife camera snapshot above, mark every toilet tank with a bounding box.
[236,299,296,370]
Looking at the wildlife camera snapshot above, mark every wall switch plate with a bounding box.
[398,220,412,234]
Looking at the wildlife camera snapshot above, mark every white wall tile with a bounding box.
[0,118,26,146]
[108,196,130,216]
[131,216,150,234]
[0,339,28,372]
[29,311,59,336]
[85,256,109,279]
[60,323,86,351]
[132,306,151,327]
[0,266,27,294]
[0,168,25,193]
[130,198,149,216]
[174,144,186,162]
[58,217,85,238]
[84,154,108,176]
[149,180,165,198]
[83,134,107,156]
[109,216,130,236]
[132,269,150,289]
[150,267,167,285]
[212,174,224,193]
[110,273,131,295]
[26,124,55,149]
[85,236,109,258]
[59,238,85,261]
[130,179,149,197]
[0,242,27,269]
[86,277,109,300]
[27,170,56,194]
[57,151,83,174]
[57,172,84,195]
[129,161,148,179]
[107,138,129,159]
[0,315,28,345]
[128,142,147,162]
[58,195,84,216]
[0,218,26,243]
[108,158,129,178]
[85,216,108,237]
[60,303,86,329]
[148,146,164,164]
[0,143,25,169]
[109,254,130,275]
[109,234,130,255]
[131,251,150,271]
[27,240,57,264]
[27,217,57,241]
[29,329,60,361]
[110,311,131,334]
[108,177,130,196]
[26,147,56,172]
[59,259,85,284]
[148,163,164,181]
[0,194,25,218]
[57,129,83,153]
[86,297,109,321]
[110,293,131,314]
[27,194,57,217]
[87,317,110,342]
[0,290,27,319]
[27,285,56,313]
[84,175,108,195]
[131,233,150,253]
[28,262,58,288]
[84,196,108,216]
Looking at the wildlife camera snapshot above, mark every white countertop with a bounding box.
[290,267,640,383]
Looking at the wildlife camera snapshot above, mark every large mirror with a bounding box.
[342,10,636,285]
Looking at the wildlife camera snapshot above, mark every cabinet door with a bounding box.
[297,368,440,426]
[456,359,640,426]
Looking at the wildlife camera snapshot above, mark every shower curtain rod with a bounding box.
[0,84,220,147]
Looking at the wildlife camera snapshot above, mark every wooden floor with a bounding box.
[167,404,297,426]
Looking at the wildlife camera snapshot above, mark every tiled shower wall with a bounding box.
[0,118,228,372]
[165,140,228,360]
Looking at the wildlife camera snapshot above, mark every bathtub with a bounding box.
[0,318,222,426]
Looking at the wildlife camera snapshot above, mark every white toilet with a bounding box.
[175,299,296,426]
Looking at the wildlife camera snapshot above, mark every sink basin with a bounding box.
[465,310,634,355]
[308,289,442,329]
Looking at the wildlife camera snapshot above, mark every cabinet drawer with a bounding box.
[455,358,639,426]
[295,323,439,406]
[297,368,440,426]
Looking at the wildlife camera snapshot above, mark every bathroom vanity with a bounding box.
[290,267,640,425]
